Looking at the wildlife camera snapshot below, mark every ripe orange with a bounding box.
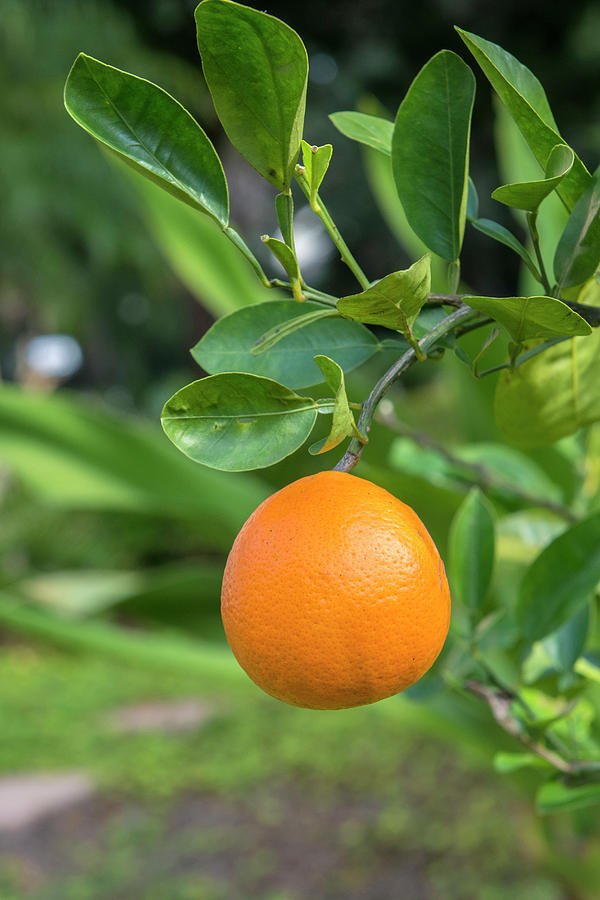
[221,470,451,709]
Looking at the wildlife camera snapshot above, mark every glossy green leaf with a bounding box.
[262,236,301,282]
[0,385,266,545]
[192,300,379,389]
[517,512,600,641]
[457,29,590,212]
[554,169,600,290]
[195,0,308,190]
[308,356,362,455]
[161,373,317,471]
[329,111,393,156]
[392,50,476,261]
[464,295,591,342]
[337,255,431,335]
[537,780,600,814]
[469,218,539,276]
[301,140,333,203]
[522,602,591,683]
[117,157,273,316]
[448,488,495,611]
[492,143,574,211]
[64,54,228,225]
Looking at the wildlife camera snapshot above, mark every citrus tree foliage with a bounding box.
[64,0,600,814]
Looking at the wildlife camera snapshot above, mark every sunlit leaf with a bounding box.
[492,143,574,212]
[64,54,228,225]
[308,356,362,455]
[554,168,600,290]
[464,295,591,342]
[448,488,495,612]
[161,373,318,471]
[537,780,600,814]
[329,110,393,156]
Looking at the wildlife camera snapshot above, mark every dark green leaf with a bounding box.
[308,356,362,455]
[192,300,379,390]
[464,295,591,342]
[161,373,317,470]
[456,29,590,211]
[517,512,600,641]
[64,54,228,225]
[301,140,333,203]
[392,50,476,261]
[448,488,495,611]
[329,111,393,156]
[337,255,431,335]
[195,0,308,190]
[554,169,600,289]
[492,143,574,212]
[469,218,539,275]
[537,780,600,814]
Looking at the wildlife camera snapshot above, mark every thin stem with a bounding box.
[477,336,570,378]
[270,279,338,306]
[334,305,475,472]
[224,226,271,287]
[295,169,370,290]
[378,408,577,523]
[526,212,552,295]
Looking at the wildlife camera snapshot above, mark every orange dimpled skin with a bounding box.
[221,471,451,710]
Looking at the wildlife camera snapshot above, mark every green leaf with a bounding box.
[64,54,228,226]
[537,780,600,814]
[192,300,379,390]
[195,0,308,190]
[493,752,551,774]
[337,255,431,335]
[467,177,479,220]
[469,218,539,276]
[554,169,600,290]
[392,50,476,261]
[251,308,338,355]
[448,488,495,611]
[275,191,295,248]
[308,356,362,455]
[494,278,600,447]
[456,29,590,212]
[329,110,393,156]
[492,143,574,212]
[0,385,266,545]
[262,235,301,282]
[464,295,591,342]
[522,603,591,683]
[161,373,317,471]
[517,512,600,641]
[301,140,333,203]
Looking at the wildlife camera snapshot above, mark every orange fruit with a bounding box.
[221,470,451,709]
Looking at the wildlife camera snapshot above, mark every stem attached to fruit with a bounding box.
[334,305,476,473]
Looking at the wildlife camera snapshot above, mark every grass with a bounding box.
[0,642,570,898]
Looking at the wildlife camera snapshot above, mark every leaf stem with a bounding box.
[526,212,552,295]
[223,225,271,287]
[333,305,476,472]
[295,168,370,290]
[269,279,338,306]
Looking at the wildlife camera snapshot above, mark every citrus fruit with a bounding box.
[221,470,451,709]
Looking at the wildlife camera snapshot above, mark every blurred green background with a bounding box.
[2,0,600,897]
